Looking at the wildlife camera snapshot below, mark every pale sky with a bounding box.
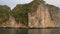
[44,0,60,8]
[0,0,60,9]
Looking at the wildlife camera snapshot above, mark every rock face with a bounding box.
[28,2,60,28]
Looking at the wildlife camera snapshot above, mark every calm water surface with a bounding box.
[0,28,60,34]
[0,28,28,34]
[29,29,60,34]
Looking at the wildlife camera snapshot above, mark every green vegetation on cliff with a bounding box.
[0,5,10,24]
[11,0,45,26]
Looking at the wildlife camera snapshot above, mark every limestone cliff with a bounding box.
[28,0,60,28]
[0,0,60,28]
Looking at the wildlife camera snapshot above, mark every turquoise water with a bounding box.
[0,28,60,34]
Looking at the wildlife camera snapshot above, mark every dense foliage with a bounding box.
[0,5,10,24]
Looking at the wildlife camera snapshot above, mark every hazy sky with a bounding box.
[44,0,60,8]
[0,0,60,9]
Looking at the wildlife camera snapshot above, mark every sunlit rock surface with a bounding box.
[28,2,60,28]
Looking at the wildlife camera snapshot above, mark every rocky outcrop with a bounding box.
[28,1,60,28]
